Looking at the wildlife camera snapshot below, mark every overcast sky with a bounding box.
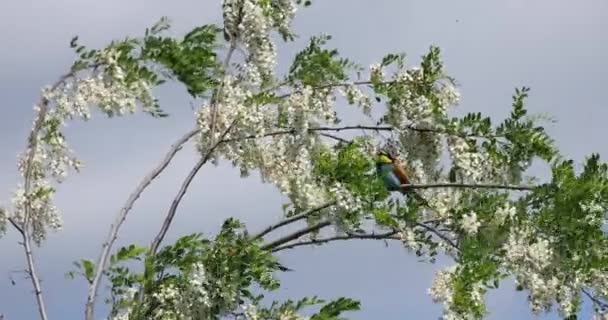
[1,0,607,319]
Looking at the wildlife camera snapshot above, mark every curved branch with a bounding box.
[85,128,200,320]
[253,201,336,240]
[414,222,459,251]
[583,288,608,311]
[271,230,400,252]
[402,183,534,191]
[261,220,332,251]
[149,122,235,255]
[11,71,74,320]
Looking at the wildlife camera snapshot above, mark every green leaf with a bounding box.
[81,259,95,283]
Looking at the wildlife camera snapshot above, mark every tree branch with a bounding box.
[583,288,608,311]
[261,220,332,251]
[208,42,237,150]
[319,133,352,144]
[11,71,74,320]
[414,222,459,251]
[271,230,400,252]
[84,128,200,320]
[252,202,336,240]
[149,122,236,255]
[401,183,534,191]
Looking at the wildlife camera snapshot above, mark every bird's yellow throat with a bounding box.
[377,154,393,164]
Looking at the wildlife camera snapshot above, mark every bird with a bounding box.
[375,151,429,205]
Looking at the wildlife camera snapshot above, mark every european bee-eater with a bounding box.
[376,152,428,205]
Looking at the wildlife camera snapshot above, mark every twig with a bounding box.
[414,222,459,251]
[149,122,236,255]
[84,128,200,320]
[583,288,608,311]
[261,220,332,251]
[401,183,535,191]
[208,42,237,150]
[309,125,393,132]
[319,133,352,144]
[271,230,400,252]
[252,202,336,240]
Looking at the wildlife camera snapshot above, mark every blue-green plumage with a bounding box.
[376,163,403,192]
[375,155,428,206]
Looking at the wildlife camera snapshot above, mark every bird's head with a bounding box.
[376,151,394,164]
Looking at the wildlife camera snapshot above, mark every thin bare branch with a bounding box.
[8,217,23,234]
[402,183,535,191]
[149,122,236,255]
[583,288,608,311]
[319,133,352,144]
[414,222,459,251]
[85,128,200,320]
[271,230,400,252]
[309,125,393,132]
[252,202,336,240]
[208,42,237,150]
[261,220,332,251]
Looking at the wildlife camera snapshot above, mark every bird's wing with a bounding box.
[392,160,412,185]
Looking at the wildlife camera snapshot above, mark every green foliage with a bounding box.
[104,218,288,319]
[528,154,608,274]
[311,140,383,197]
[65,259,96,283]
[444,86,558,183]
[142,23,221,97]
[250,296,360,320]
[288,35,360,87]
[374,46,452,125]
[68,17,221,119]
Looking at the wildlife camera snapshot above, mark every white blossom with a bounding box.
[495,203,516,225]
[503,225,561,314]
[398,228,421,252]
[340,84,372,115]
[5,46,158,244]
[461,211,481,234]
[223,0,297,85]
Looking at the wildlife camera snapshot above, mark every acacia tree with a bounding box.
[2,1,608,319]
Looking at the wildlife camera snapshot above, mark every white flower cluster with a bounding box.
[398,227,422,253]
[494,202,517,225]
[5,47,158,243]
[436,82,461,110]
[460,211,480,234]
[426,189,461,222]
[10,183,62,244]
[339,84,372,115]
[330,182,363,213]
[223,0,296,85]
[137,264,215,320]
[446,136,489,183]
[428,265,485,320]
[503,226,564,314]
[381,66,461,189]
[243,303,310,320]
[197,78,355,212]
[579,194,606,226]
[429,265,457,305]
